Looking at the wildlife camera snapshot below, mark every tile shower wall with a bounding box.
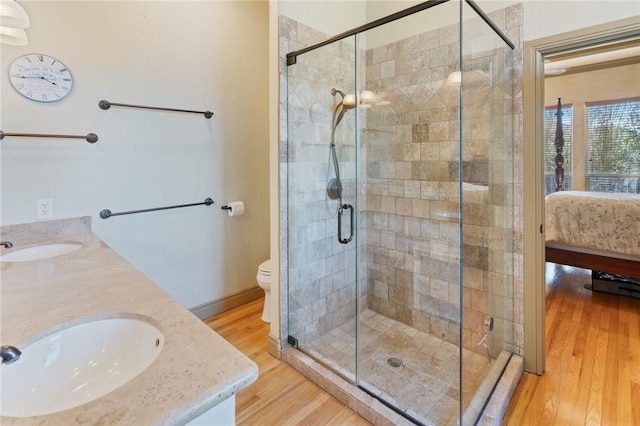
[462,5,523,358]
[362,21,463,347]
[463,4,523,357]
[280,4,525,356]
[361,5,523,356]
[280,16,360,347]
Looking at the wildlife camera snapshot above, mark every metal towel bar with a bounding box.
[99,100,213,119]
[100,198,214,219]
[0,130,98,143]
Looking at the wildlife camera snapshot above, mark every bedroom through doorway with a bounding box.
[542,37,640,295]
[522,16,640,376]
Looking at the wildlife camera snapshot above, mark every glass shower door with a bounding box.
[284,1,517,424]
[459,1,515,421]
[286,35,359,381]
[354,3,464,424]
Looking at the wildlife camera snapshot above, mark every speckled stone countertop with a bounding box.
[0,225,258,425]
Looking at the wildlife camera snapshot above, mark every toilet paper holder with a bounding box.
[221,201,245,216]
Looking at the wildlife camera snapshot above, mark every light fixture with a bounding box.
[0,25,27,45]
[342,93,357,107]
[338,90,387,108]
[447,70,462,85]
[0,0,30,29]
[360,90,375,104]
[544,68,567,76]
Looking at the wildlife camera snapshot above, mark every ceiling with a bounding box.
[544,39,640,76]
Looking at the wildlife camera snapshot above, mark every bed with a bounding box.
[545,190,640,280]
[544,98,640,283]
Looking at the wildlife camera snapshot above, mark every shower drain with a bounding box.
[386,357,403,368]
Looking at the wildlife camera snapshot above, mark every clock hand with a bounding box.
[12,75,58,85]
[40,76,58,86]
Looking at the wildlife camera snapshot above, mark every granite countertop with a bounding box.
[0,229,258,425]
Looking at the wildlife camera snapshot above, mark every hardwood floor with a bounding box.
[205,298,370,426]
[206,267,640,426]
[503,264,640,426]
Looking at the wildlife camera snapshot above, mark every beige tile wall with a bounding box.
[280,3,524,357]
[280,16,360,349]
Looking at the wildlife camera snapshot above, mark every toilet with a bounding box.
[256,259,272,323]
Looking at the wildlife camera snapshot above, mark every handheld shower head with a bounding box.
[331,88,346,98]
[331,88,356,110]
[331,88,356,130]
[334,105,349,128]
[328,88,355,202]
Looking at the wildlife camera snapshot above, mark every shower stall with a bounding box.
[282,0,519,424]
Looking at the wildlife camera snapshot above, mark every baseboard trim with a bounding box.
[267,333,280,358]
[190,286,264,320]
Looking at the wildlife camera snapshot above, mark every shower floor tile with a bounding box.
[304,309,495,425]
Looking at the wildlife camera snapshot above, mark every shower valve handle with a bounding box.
[338,204,354,244]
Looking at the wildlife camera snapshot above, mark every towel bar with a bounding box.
[0,130,98,143]
[100,198,214,219]
[99,100,213,119]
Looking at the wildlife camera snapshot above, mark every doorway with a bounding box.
[523,16,640,375]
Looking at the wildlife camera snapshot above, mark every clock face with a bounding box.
[9,54,73,102]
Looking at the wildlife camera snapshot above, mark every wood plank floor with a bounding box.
[503,264,640,426]
[205,298,370,426]
[205,266,640,426]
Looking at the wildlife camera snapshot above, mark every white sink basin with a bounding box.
[0,317,164,418]
[0,242,83,262]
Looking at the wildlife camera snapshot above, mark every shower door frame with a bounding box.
[285,0,451,66]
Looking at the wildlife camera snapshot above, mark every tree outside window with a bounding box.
[586,98,640,193]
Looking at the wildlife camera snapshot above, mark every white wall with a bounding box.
[279,0,639,44]
[1,1,270,309]
[519,0,640,40]
[279,0,366,37]
[474,0,639,40]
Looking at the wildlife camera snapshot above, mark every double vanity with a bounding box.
[0,217,258,425]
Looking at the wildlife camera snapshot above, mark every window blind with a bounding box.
[586,98,640,193]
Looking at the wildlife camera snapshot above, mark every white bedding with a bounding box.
[545,191,640,258]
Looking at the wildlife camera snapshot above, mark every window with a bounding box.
[544,104,573,195]
[586,98,640,193]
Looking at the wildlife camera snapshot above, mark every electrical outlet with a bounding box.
[37,198,53,219]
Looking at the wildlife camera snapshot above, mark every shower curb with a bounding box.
[281,346,523,425]
[280,347,415,426]
[476,354,524,426]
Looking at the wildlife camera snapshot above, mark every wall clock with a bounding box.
[9,53,73,102]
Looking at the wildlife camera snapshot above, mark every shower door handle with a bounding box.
[338,203,354,244]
